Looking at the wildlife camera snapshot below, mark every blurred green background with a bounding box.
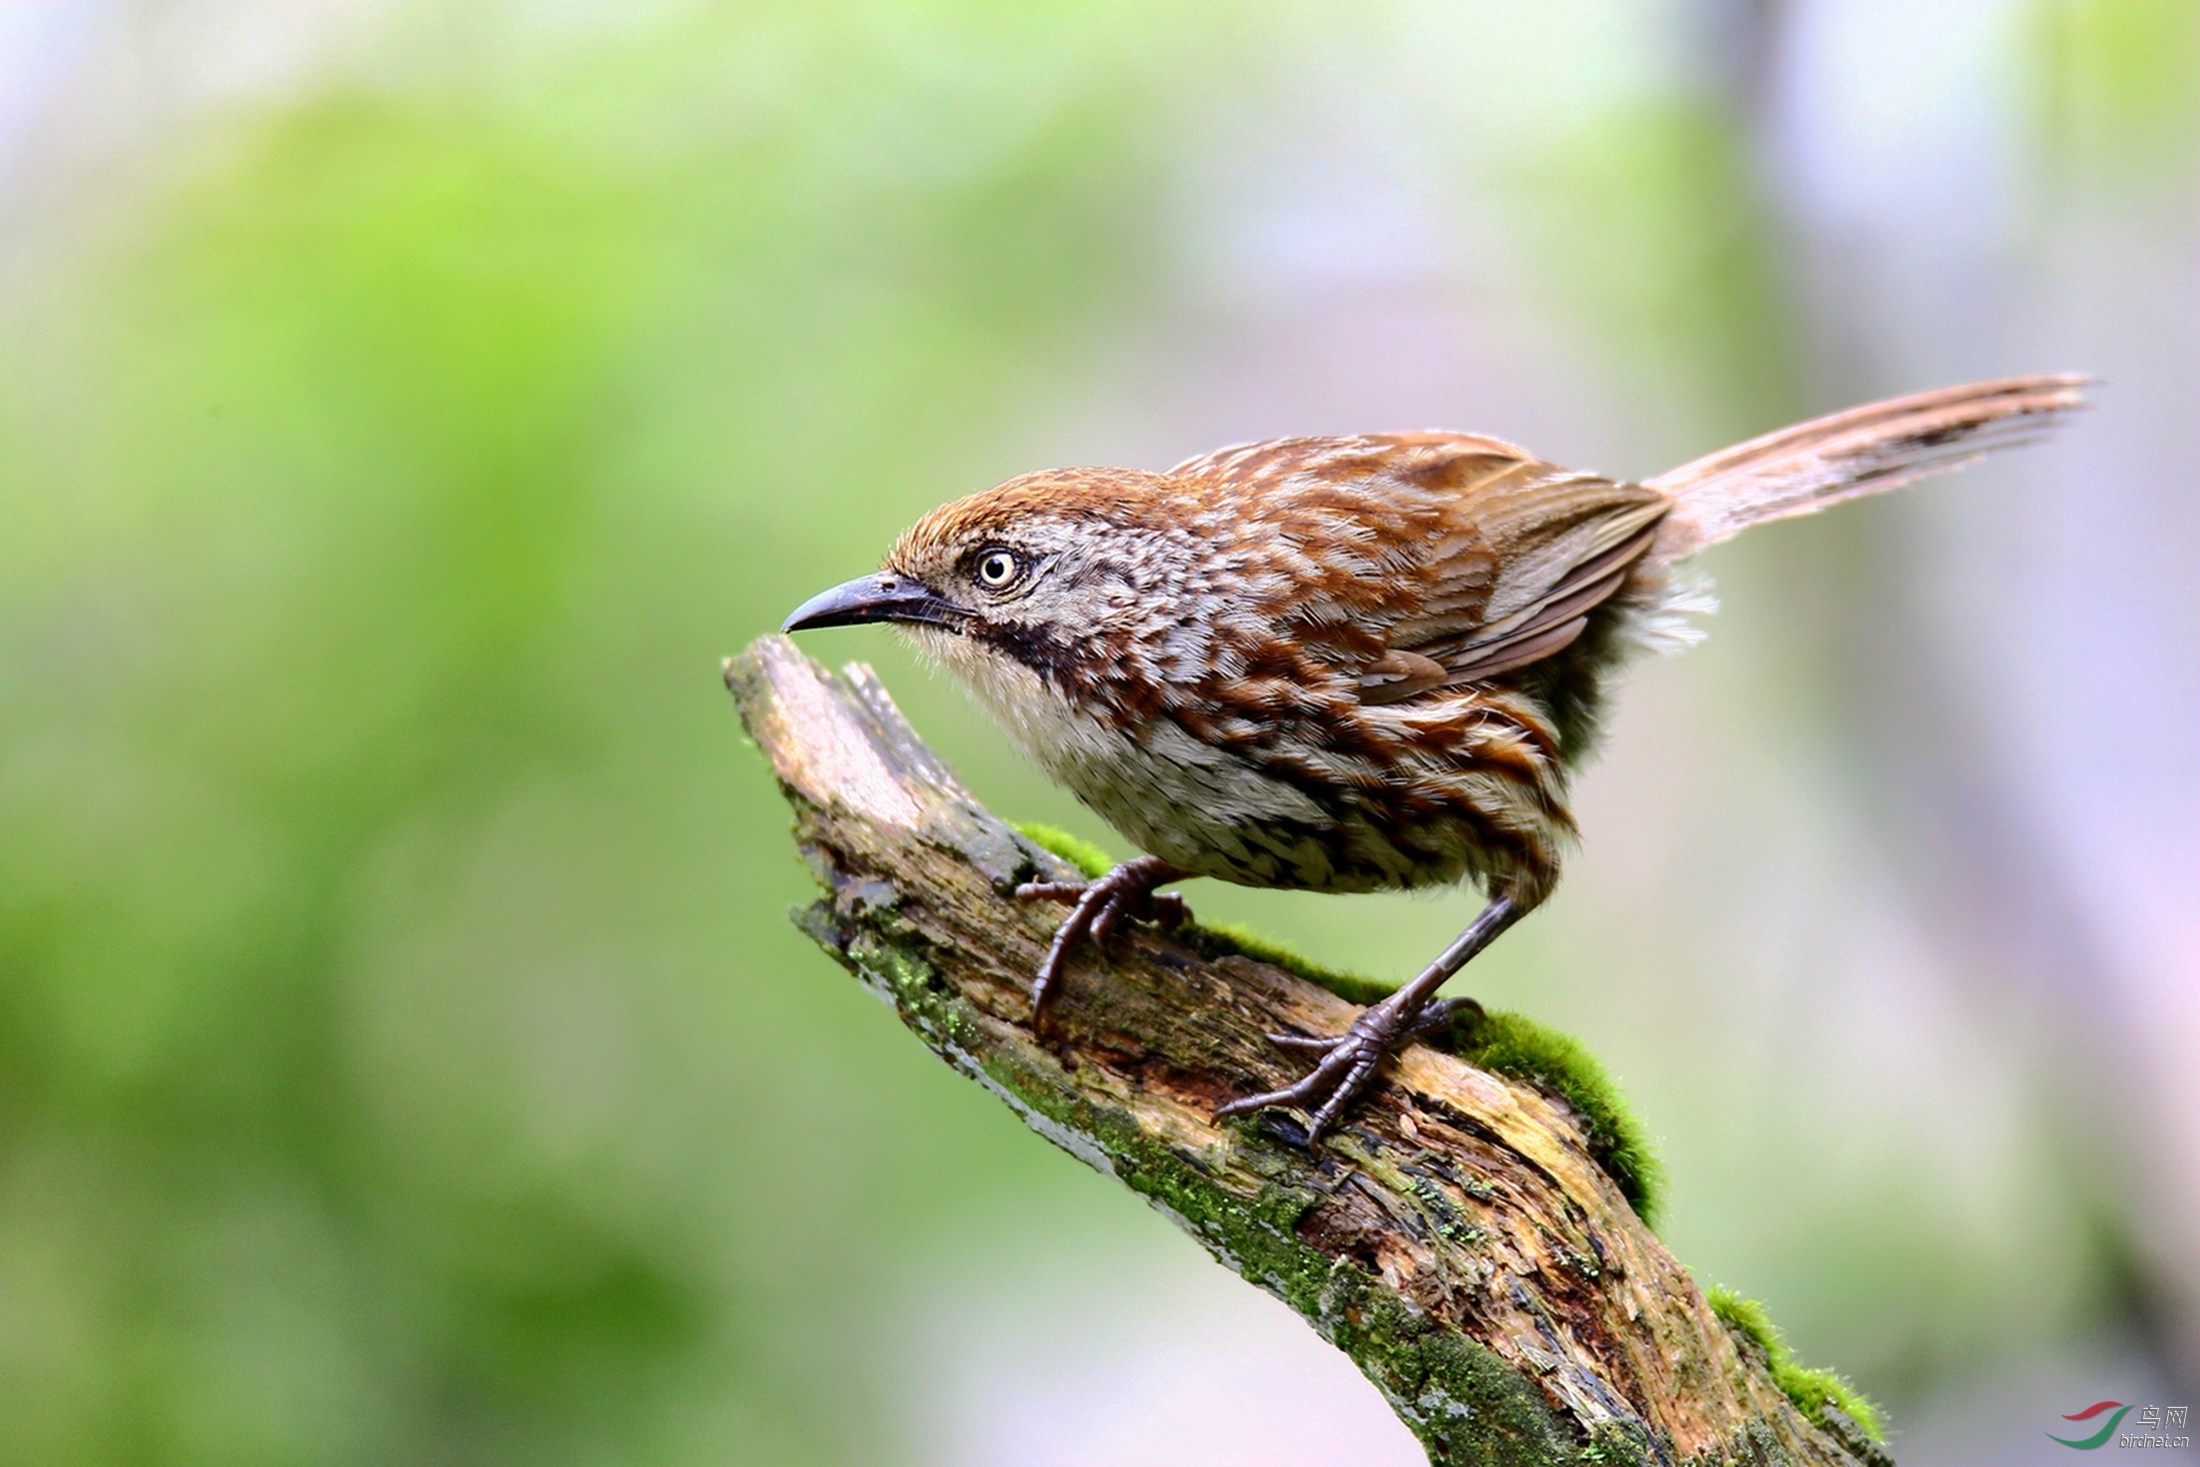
[1,3,2194,1465]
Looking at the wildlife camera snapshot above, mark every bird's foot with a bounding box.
[1015,855,1188,1028]
[1216,994,1483,1144]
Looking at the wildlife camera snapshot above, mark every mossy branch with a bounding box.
[726,635,1888,1467]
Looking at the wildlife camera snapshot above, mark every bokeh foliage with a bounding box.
[0,1,2192,1463]
[0,7,1181,1462]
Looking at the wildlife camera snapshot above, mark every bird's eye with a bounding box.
[974,548,1023,591]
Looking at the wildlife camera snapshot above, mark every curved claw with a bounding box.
[1014,856,1188,1030]
[1217,991,1458,1144]
[1306,1048,1387,1138]
[1265,1031,1347,1053]
[1027,904,1093,1025]
[1218,893,1524,1144]
[1213,1034,1367,1130]
[1400,995,1482,1042]
[1088,897,1128,952]
[1149,893,1189,931]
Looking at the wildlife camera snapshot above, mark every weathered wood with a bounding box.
[726,634,1885,1467]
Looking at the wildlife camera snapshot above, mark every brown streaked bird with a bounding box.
[783,375,2086,1142]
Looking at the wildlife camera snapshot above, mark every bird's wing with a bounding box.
[1397,457,1669,685]
[1177,433,1668,693]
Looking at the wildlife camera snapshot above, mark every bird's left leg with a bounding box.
[1215,892,1528,1143]
[1016,855,1189,1027]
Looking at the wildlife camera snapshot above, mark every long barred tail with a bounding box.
[1646,374,2089,560]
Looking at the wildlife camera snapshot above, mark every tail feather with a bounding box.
[1647,374,2089,558]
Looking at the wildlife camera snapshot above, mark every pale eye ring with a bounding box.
[974,548,1023,591]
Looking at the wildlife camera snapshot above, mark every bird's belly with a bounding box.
[1065,729,1418,892]
[1010,691,1470,892]
[924,634,1491,893]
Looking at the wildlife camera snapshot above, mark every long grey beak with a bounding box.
[781,571,965,633]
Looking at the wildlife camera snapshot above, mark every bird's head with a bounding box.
[782,467,1206,696]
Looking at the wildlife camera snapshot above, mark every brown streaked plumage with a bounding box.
[783,374,2087,1143]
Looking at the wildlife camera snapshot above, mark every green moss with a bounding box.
[1184,919,1394,1006]
[1443,1008,1663,1226]
[1010,821,1664,1223]
[1014,821,1115,880]
[806,886,1576,1467]
[802,838,1867,1464]
[1202,948,1664,1220]
[1578,1421,1659,1467]
[1708,1287,1885,1443]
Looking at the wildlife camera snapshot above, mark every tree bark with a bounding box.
[725,634,1887,1467]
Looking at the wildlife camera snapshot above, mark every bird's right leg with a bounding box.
[1015,855,1188,1028]
[1216,892,1528,1143]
